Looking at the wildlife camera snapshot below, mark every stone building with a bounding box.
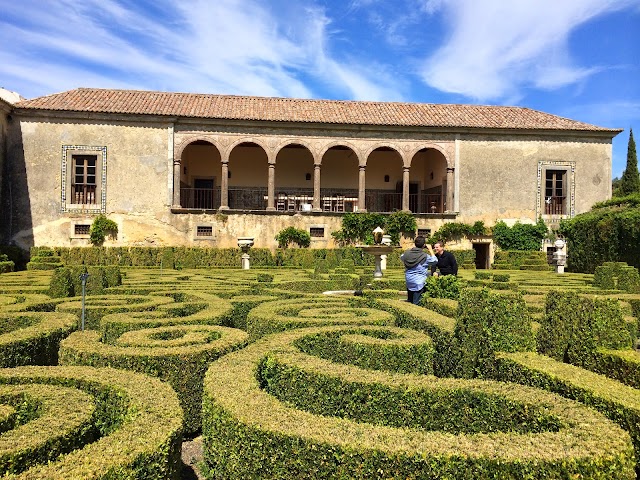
[0,88,620,266]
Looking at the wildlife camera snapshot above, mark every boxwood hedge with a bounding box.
[0,365,182,479]
[59,325,248,435]
[202,326,634,479]
[494,351,640,476]
[0,312,77,367]
[246,297,394,338]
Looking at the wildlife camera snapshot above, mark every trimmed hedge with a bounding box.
[593,261,640,293]
[423,275,460,299]
[588,348,640,389]
[55,294,175,330]
[494,351,640,476]
[536,291,633,368]
[202,326,634,479]
[97,291,234,342]
[420,297,458,318]
[26,248,63,271]
[371,299,457,377]
[0,254,14,274]
[292,326,435,374]
[49,265,122,298]
[28,246,478,272]
[454,288,535,378]
[558,204,640,273]
[492,250,550,271]
[0,312,77,367]
[60,324,248,435]
[0,365,182,479]
[246,297,394,338]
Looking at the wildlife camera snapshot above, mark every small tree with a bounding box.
[275,227,311,248]
[90,215,118,246]
[620,129,640,196]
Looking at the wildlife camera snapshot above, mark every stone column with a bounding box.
[220,161,229,210]
[402,166,410,212]
[313,164,321,212]
[446,167,455,213]
[172,158,181,208]
[267,162,276,211]
[358,165,367,212]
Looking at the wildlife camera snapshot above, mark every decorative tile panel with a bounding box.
[61,145,107,214]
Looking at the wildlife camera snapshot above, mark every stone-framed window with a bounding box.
[537,161,575,219]
[309,226,326,239]
[196,225,213,237]
[61,145,107,214]
[194,224,215,240]
[70,222,92,239]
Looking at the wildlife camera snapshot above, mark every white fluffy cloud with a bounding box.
[419,0,636,101]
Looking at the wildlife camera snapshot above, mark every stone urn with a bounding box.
[237,237,254,269]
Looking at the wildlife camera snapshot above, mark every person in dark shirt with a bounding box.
[432,241,458,276]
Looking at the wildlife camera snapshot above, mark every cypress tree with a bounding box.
[620,128,640,195]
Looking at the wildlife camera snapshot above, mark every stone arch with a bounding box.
[227,141,270,210]
[363,143,405,165]
[226,137,271,160]
[274,142,315,193]
[174,135,221,162]
[274,139,318,162]
[408,143,451,168]
[177,138,223,209]
[318,141,361,165]
[365,145,405,212]
[409,146,450,214]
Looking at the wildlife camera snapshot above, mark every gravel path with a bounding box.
[181,436,205,480]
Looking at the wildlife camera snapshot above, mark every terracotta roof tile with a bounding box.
[14,88,618,132]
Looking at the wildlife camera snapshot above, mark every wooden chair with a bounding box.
[335,195,345,212]
[287,195,296,212]
[322,196,333,211]
[276,193,286,211]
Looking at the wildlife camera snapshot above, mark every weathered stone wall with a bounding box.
[0,100,10,219]
[4,116,172,249]
[1,110,615,251]
[457,134,612,224]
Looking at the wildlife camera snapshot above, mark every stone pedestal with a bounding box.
[237,237,254,270]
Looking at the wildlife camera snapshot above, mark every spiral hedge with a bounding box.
[59,324,248,435]
[0,365,182,479]
[203,325,634,479]
[246,297,395,338]
[0,312,77,367]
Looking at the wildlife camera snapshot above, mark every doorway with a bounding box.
[473,243,490,269]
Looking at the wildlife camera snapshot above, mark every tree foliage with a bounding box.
[559,205,640,273]
[427,221,487,244]
[275,227,311,248]
[492,218,548,251]
[620,129,639,196]
[89,215,118,246]
[332,212,416,245]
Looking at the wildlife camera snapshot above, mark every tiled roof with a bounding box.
[15,88,618,132]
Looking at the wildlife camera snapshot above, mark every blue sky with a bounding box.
[1,0,639,177]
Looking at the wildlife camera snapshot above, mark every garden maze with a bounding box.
[1,264,640,479]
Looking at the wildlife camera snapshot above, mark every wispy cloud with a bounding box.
[0,0,405,101]
[419,0,637,102]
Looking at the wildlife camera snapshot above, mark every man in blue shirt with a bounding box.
[401,236,438,305]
